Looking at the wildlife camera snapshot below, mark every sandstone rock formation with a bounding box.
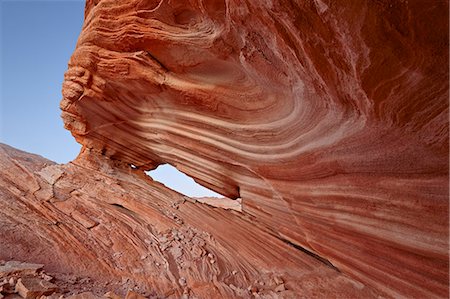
[1,0,448,298]
[57,0,449,298]
[0,143,381,298]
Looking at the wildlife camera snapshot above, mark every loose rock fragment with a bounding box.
[39,274,53,282]
[273,276,283,285]
[8,278,15,287]
[0,279,14,295]
[274,283,286,292]
[15,278,58,299]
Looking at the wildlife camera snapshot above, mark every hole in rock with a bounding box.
[146,164,221,197]
[146,164,242,212]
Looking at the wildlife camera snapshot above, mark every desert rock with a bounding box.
[0,143,382,298]
[0,0,448,298]
[60,1,448,298]
[15,278,58,299]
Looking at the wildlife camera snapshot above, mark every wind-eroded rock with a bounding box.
[59,0,448,298]
[0,143,381,298]
[57,0,449,298]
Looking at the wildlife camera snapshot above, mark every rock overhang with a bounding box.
[60,1,449,298]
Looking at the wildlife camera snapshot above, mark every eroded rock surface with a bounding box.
[59,0,448,298]
[0,144,382,298]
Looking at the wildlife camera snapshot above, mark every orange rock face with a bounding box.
[57,0,448,298]
[0,143,382,298]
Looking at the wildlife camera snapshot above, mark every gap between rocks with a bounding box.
[142,164,243,212]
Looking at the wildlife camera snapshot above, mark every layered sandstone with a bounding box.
[58,0,449,298]
[57,0,450,298]
[0,143,382,298]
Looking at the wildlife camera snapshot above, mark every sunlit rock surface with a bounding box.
[58,0,448,298]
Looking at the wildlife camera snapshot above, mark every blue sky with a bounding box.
[0,0,219,197]
[1,0,84,162]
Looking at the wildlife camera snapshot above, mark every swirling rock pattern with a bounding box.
[61,0,449,298]
[0,143,381,298]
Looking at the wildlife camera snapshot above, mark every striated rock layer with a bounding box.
[0,143,381,298]
[59,0,448,298]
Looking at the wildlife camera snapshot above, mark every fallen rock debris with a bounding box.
[0,261,147,299]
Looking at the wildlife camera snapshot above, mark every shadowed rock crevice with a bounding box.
[282,238,339,271]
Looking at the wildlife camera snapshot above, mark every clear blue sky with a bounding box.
[1,0,84,163]
[0,0,219,197]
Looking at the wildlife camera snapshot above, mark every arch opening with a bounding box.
[145,164,242,212]
[146,164,221,197]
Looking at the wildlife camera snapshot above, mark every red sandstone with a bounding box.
[0,0,448,298]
